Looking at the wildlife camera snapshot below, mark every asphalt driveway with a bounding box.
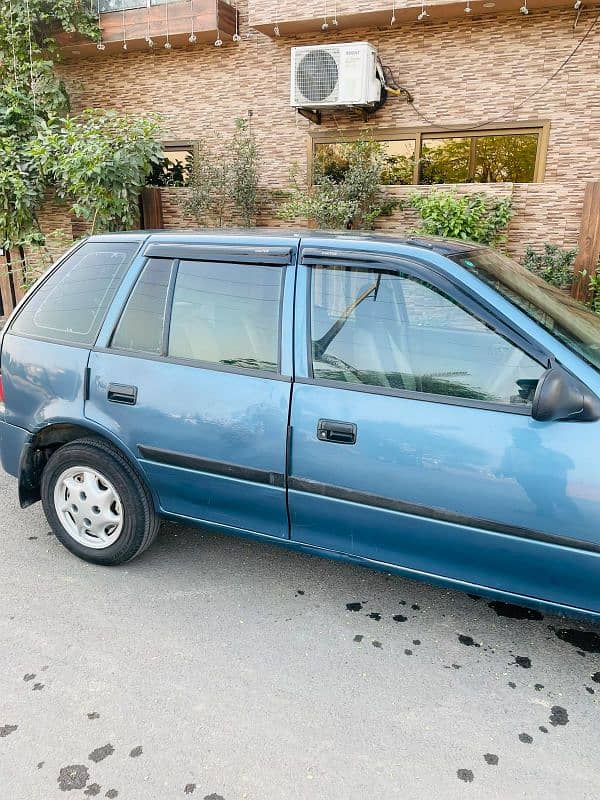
[0,468,598,799]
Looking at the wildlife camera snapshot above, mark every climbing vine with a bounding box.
[0,1,161,254]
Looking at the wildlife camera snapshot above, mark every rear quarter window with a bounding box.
[10,241,139,346]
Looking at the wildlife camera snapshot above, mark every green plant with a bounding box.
[278,139,396,230]
[229,118,259,226]
[147,155,190,188]
[0,1,162,252]
[40,110,162,232]
[522,244,577,289]
[589,273,600,315]
[0,0,99,249]
[409,191,513,246]
[183,118,260,227]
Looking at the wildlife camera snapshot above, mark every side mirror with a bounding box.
[532,366,600,422]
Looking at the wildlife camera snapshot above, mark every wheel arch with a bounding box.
[19,419,159,512]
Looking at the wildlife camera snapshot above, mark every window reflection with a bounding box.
[313,130,541,186]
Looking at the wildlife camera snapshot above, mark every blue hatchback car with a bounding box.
[1,231,599,619]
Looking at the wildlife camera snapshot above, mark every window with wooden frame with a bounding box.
[310,122,550,186]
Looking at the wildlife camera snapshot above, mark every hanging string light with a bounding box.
[417,0,429,19]
[390,0,396,24]
[520,0,529,13]
[465,0,472,12]
[233,1,241,41]
[145,1,154,47]
[24,0,36,112]
[332,0,338,26]
[322,0,329,30]
[189,0,197,42]
[96,0,106,50]
[215,28,223,46]
[164,0,172,48]
[122,5,128,50]
[8,0,19,83]
[274,0,280,36]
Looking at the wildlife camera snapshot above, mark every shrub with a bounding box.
[278,139,396,230]
[522,244,576,289]
[409,191,513,246]
[183,118,259,227]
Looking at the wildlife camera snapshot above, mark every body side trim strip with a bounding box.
[138,445,285,488]
[288,476,600,555]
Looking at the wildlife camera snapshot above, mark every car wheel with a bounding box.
[41,437,159,565]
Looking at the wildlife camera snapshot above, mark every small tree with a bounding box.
[278,138,396,230]
[230,119,259,226]
[39,110,162,233]
[409,191,513,246]
[183,118,260,227]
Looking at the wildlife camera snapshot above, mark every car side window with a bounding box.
[11,241,138,346]
[310,264,545,406]
[111,258,174,354]
[168,260,283,372]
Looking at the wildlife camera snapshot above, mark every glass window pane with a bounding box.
[168,261,283,372]
[473,134,538,182]
[419,137,471,184]
[11,242,137,345]
[314,140,416,185]
[381,140,416,185]
[311,265,544,405]
[111,258,173,354]
[98,0,146,12]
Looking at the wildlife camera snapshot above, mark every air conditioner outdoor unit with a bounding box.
[290,42,383,109]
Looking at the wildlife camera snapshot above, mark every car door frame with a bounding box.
[88,236,299,537]
[294,246,554,410]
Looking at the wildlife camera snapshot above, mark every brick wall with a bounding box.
[34,5,600,261]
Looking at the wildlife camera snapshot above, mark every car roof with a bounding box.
[88,228,483,257]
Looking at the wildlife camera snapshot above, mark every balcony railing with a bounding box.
[97,0,182,12]
[58,0,239,58]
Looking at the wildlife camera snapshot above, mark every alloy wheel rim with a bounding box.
[53,466,123,549]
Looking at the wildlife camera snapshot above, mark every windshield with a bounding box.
[451,249,600,372]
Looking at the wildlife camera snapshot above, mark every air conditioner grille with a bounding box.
[296,49,339,104]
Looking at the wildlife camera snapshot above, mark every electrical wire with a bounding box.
[8,0,19,83]
[24,0,36,113]
[405,10,600,130]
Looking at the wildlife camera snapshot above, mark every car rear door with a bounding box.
[86,238,296,539]
[288,246,600,612]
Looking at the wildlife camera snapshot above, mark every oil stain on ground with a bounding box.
[552,627,600,653]
[457,769,474,782]
[458,635,480,647]
[488,601,544,620]
[57,764,89,791]
[549,706,569,726]
[88,744,115,763]
[514,656,532,669]
[0,724,17,737]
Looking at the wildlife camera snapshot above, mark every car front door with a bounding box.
[289,249,600,612]
[86,240,295,539]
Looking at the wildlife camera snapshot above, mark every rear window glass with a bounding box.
[11,241,138,345]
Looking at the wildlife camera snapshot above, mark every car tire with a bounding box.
[41,437,159,565]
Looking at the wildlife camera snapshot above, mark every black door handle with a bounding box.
[107,383,137,405]
[317,419,357,445]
